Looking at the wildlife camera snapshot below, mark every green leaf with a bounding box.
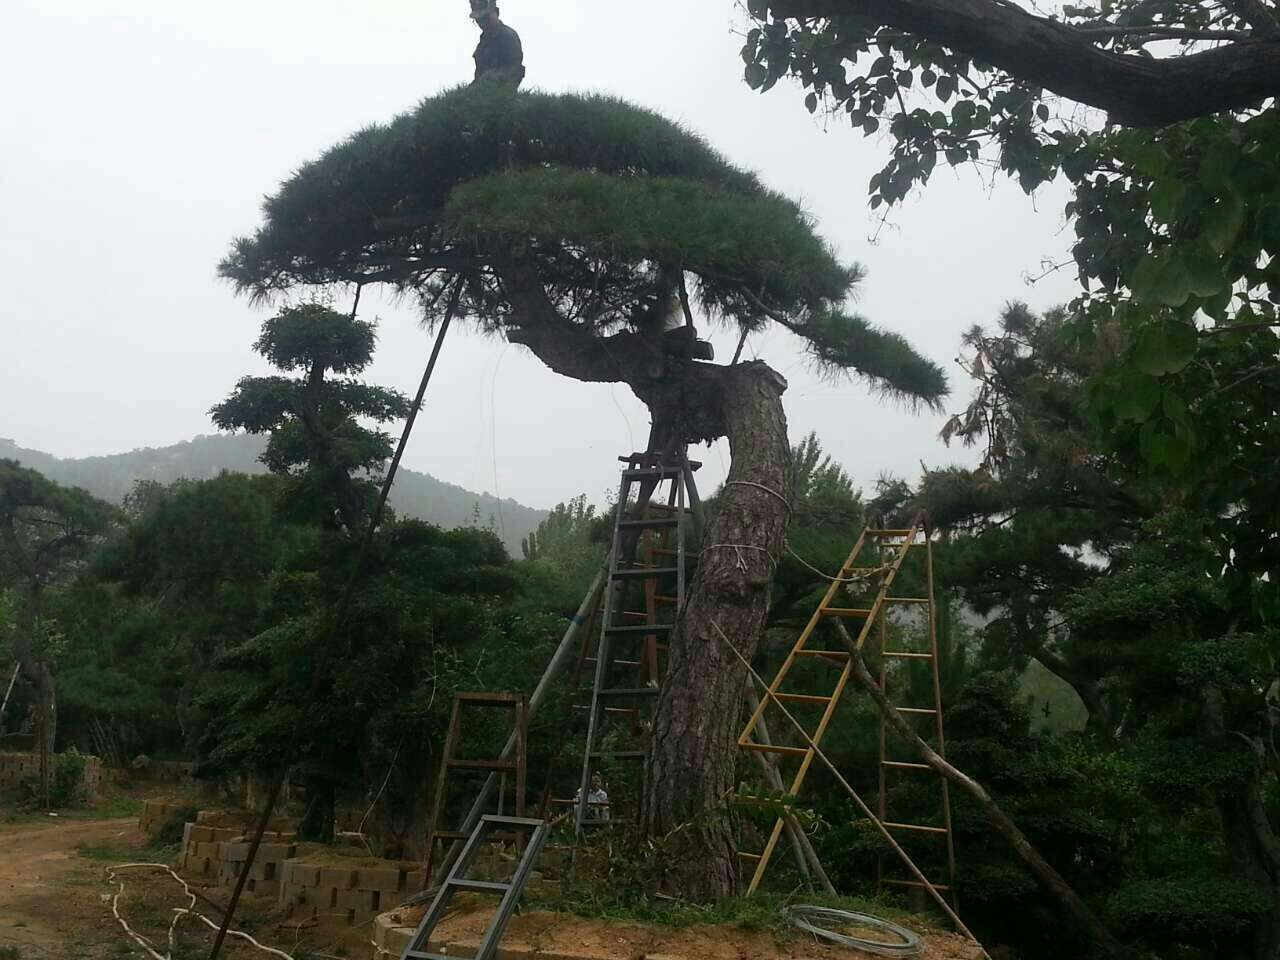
[744,63,767,89]
[1133,322,1199,376]
[805,92,818,114]
[920,68,937,87]
[1182,247,1228,298]
[1036,103,1049,122]
[1113,374,1162,422]
[1129,253,1165,303]
[1198,140,1239,194]
[1149,178,1186,224]
[1205,192,1246,254]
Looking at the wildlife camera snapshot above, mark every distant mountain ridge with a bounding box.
[0,434,545,556]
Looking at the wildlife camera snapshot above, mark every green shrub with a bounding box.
[17,748,89,809]
[1110,877,1270,947]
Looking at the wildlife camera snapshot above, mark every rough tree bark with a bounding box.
[641,362,790,900]
[498,256,792,899]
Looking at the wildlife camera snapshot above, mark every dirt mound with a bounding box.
[390,901,985,960]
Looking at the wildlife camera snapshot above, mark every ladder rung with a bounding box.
[572,704,636,715]
[886,597,930,604]
[869,528,914,536]
[432,830,472,841]
[585,657,643,666]
[774,693,834,704]
[894,707,938,715]
[605,623,674,636]
[884,651,931,660]
[597,687,660,698]
[882,878,952,891]
[737,851,762,860]
[479,815,545,827]
[612,567,679,580]
[655,595,678,604]
[740,742,809,757]
[446,759,517,771]
[622,467,682,480]
[882,760,931,770]
[793,649,850,660]
[454,692,524,704]
[589,750,647,760]
[448,878,512,892]
[821,607,874,618]
[653,548,696,557]
[406,952,454,960]
[619,518,680,530]
[883,821,948,834]
[644,504,693,515]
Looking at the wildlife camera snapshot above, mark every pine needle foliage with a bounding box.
[221,85,946,406]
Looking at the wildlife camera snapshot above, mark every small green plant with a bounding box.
[0,945,22,960]
[17,748,89,809]
[154,806,200,846]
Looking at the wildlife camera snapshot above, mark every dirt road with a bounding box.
[0,816,139,958]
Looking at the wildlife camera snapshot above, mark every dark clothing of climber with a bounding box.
[473,18,525,88]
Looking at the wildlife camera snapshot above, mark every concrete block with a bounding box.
[259,842,295,861]
[320,866,356,890]
[188,825,214,844]
[290,863,322,887]
[223,842,251,861]
[358,867,402,892]
[402,869,426,892]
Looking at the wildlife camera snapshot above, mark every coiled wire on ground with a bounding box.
[783,904,922,958]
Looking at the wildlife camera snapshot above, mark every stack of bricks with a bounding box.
[179,812,299,893]
[179,821,245,877]
[279,859,426,926]
[139,799,189,834]
[0,751,101,798]
[218,838,299,897]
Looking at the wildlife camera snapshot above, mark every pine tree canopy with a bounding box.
[221,85,946,409]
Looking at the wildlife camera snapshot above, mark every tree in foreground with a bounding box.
[220,84,946,898]
[741,0,1278,481]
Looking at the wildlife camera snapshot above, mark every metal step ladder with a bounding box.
[401,815,549,960]
[572,448,696,837]
[735,519,954,899]
[424,693,529,880]
[875,529,957,903]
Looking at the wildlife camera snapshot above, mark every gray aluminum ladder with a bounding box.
[401,815,549,960]
[572,448,695,837]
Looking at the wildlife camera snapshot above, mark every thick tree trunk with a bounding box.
[299,775,336,842]
[641,362,790,901]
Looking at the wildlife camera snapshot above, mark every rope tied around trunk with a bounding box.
[723,480,791,513]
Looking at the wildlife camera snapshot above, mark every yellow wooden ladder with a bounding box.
[735,521,954,897]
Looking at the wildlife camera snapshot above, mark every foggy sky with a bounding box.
[2,0,1080,514]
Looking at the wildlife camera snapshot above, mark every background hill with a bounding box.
[0,434,545,557]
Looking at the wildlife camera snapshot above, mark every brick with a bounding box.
[357,867,402,892]
[291,863,322,887]
[401,870,426,892]
[259,842,295,861]
[188,825,214,844]
[223,842,251,861]
[320,866,355,890]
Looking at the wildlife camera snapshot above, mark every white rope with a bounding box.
[106,863,295,960]
[703,543,777,573]
[724,480,791,513]
[784,544,890,584]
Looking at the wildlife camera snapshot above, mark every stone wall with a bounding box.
[0,750,102,800]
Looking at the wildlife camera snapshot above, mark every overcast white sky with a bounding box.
[2,0,1080,511]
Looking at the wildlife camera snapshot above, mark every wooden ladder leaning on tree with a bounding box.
[735,518,956,902]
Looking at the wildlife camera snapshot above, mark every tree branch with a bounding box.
[765,0,1280,125]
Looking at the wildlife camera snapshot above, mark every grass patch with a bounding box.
[0,946,21,960]
[77,841,178,863]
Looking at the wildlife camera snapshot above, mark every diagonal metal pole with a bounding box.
[208,277,464,960]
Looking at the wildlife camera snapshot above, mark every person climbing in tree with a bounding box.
[575,772,610,822]
[469,1,524,89]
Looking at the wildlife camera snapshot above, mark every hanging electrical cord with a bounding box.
[784,904,922,958]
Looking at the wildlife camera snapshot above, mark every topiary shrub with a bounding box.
[1110,876,1270,949]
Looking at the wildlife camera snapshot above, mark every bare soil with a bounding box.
[392,899,986,960]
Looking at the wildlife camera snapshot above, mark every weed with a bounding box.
[0,946,20,960]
